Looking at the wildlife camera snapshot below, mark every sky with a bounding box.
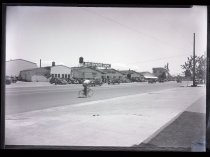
[6,6,207,75]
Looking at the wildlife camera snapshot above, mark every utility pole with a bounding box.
[192,33,196,87]
[40,59,41,68]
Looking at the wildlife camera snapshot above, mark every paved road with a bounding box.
[5,81,205,147]
[5,81,188,115]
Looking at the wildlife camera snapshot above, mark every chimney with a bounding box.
[52,61,55,66]
[40,59,41,68]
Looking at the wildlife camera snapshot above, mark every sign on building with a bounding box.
[83,62,111,68]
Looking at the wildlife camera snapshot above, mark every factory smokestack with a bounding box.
[52,61,55,66]
[40,59,41,68]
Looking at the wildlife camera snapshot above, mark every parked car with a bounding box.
[120,78,131,83]
[5,76,12,85]
[196,79,204,84]
[89,79,103,87]
[108,78,120,85]
[50,77,68,85]
[148,79,156,83]
[65,78,73,84]
[77,78,84,84]
[11,76,17,83]
[176,77,182,83]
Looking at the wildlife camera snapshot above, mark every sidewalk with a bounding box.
[135,95,206,151]
[5,86,205,147]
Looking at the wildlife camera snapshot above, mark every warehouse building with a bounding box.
[6,59,37,77]
[20,62,71,82]
[71,66,105,81]
[99,68,126,83]
[152,67,171,81]
[120,70,144,82]
[139,72,158,81]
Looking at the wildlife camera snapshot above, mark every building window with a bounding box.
[55,74,57,78]
[62,74,64,78]
[68,74,70,78]
[65,74,67,78]
[58,74,60,78]
[52,74,54,78]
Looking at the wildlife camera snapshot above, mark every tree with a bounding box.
[181,55,206,82]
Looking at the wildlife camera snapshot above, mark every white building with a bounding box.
[20,64,72,82]
[50,65,71,79]
[6,59,37,77]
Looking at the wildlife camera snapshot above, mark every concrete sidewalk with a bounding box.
[5,86,205,147]
[136,96,206,151]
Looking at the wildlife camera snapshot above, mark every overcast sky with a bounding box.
[6,6,207,75]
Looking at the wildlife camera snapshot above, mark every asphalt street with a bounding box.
[6,81,188,115]
[5,81,206,148]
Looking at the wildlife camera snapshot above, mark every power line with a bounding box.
[81,8,193,54]
[136,52,192,64]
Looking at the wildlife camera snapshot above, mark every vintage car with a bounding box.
[5,76,12,85]
[11,76,17,83]
[89,79,103,86]
[108,78,121,85]
[50,77,68,85]
[148,79,156,83]
[176,78,182,83]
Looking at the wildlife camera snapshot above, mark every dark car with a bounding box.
[65,78,73,84]
[89,79,103,87]
[196,79,204,84]
[108,78,120,85]
[50,77,67,85]
[148,79,156,83]
[11,76,17,83]
[176,78,182,83]
[5,76,12,85]
[71,78,79,84]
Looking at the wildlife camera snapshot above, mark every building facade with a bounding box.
[20,65,71,82]
[120,70,144,82]
[99,69,126,82]
[6,59,37,77]
[71,67,104,80]
[152,67,171,81]
[140,72,158,81]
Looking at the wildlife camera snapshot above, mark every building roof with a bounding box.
[45,65,71,69]
[99,68,125,75]
[20,67,51,72]
[139,72,158,79]
[71,66,105,74]
[153,67,168,71]
[120,70,143,76]
[20,65,71,72]
[6,59,37,65]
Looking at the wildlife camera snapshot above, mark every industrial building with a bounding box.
[120,70,144,82]
[139,72,158,81]
[20,62,71,82]
[73,57,126,82]
[6,59,37,77]
[71,67,105,81]
[99,68,126,83]
[152,67,171,81]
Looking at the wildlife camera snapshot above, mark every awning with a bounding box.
[144,76,158,79]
